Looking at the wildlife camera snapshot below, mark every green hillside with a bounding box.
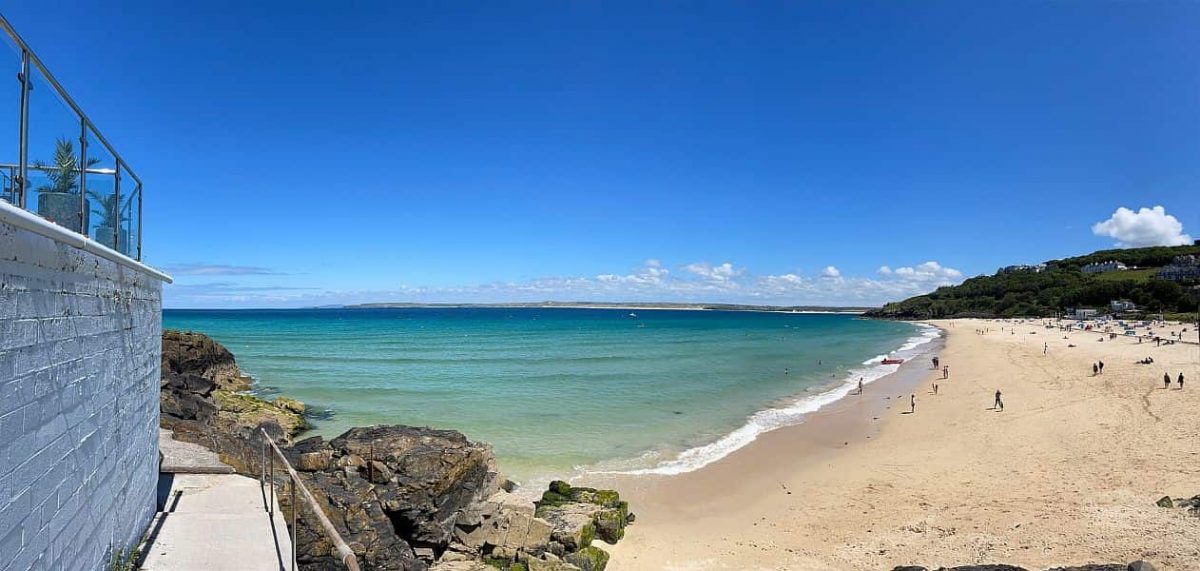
[866,244,1200,319]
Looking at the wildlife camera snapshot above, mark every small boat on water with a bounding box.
[881,357,904,365]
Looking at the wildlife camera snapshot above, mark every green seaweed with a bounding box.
[564,545,610,571]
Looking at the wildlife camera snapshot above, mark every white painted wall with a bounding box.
[0,216,166,570]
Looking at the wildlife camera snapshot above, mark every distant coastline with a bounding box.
[337,301,876,314]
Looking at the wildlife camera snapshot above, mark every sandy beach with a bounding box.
[588,318,1200,570]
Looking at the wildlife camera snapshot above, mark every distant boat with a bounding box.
[882,357,904,365]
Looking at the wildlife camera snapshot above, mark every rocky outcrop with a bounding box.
[1156,494,1200,517]
[441,480,631,571]
[161,330,307,439]
[284,433,632,571]
[282,425,502,570]
[212,390,308,438]
[892,562,1155,571]
[160,330,308,471]
[162,329,251,391]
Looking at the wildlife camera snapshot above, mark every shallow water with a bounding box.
[163,308,928,481]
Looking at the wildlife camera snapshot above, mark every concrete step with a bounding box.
[159,428,236,474]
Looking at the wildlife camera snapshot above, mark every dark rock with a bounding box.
[282,425,503,570]
[1045,565,1126,571]
[160,373,218,423]
[1155,496,1173,508]
[1175,495,1200,509]
[162,329,250,391]
[892,567,929,571]
[940,566,1028,571]
[1128,561,1156,571]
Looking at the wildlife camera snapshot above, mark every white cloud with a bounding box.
[877,265,892,275]
[161,263,284,276]
[683,261,741,283]
[1091,206,1193,248]
[821,266,841,278]
[890,260,962,282]
[595,259,669,286]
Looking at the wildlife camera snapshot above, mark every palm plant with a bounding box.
[34,137,99,194]
[88,190,131,228]
[88,189,133,250]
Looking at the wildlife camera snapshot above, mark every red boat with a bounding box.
[881,357,904,365]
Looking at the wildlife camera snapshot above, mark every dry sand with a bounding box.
[587,318,1200,570]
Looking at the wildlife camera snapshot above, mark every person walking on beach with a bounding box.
[1164,373,1172,389]
[910,394,916,414]
[1098,360,1104,374]
[994,389,1004,411]
[942,365,948,379]
[1043,342,1048,355]
[858,377,864,395]
[932,356,939,370]
[1179,373,1185,389]
[933,383,939,395]
[1093,363,1098,376]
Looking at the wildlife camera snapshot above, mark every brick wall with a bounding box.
[0,217,164,570]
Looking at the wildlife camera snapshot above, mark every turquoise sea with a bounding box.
[163,308,934,482]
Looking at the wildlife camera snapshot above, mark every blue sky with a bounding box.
[5,1,1197,307]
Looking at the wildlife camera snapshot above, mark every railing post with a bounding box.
[291,477,298,571]
[269,449,275,516]
[17,48,28,209]
[136,183,142,260]
[78,119,87,233]
[112,159,120,250]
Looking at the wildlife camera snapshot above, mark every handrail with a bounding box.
[260,428,361,571]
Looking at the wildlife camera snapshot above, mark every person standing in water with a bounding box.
[994,389,1004,411]
[858,377,864,395]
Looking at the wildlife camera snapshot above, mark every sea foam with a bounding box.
[594,323,941,476]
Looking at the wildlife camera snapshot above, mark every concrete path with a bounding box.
[142,434,295,570]
[158,428,235,474]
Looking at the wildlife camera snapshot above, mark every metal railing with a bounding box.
[0,13,144,260]
[260,428,362,571]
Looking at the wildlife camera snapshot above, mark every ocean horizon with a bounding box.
[163,307,937,482]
